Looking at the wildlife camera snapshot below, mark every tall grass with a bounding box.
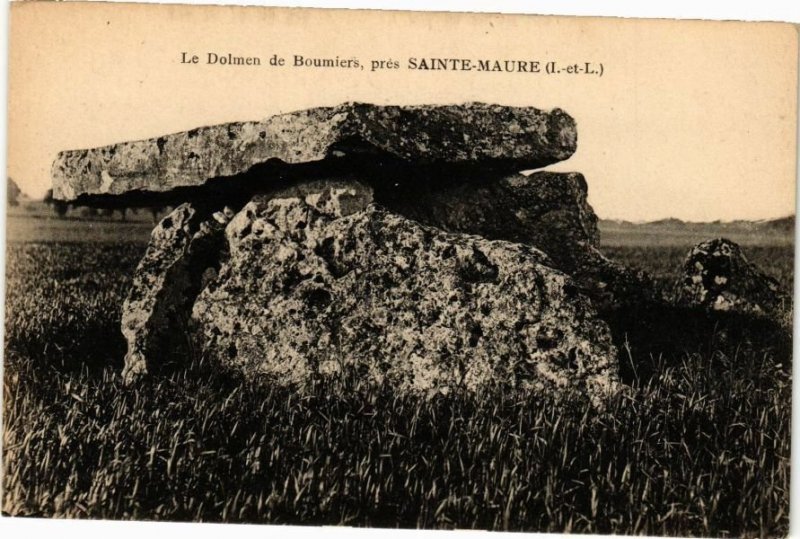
[2,241,792,536]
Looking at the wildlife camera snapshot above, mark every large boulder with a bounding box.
[190,189,620,405]
[673,238,791,325]
[387,171,655,312]
[120,179,374,382]
[51,102,577,202]
[389,172,599,272]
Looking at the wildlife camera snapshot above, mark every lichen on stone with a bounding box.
[191,192,621,406]
[673,238,791,325]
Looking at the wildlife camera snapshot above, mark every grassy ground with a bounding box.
[1,217,793,536]
[6,215,155,244]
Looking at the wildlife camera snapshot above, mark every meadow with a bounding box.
[1,215,793,536]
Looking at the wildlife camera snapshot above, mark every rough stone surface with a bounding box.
[121,203,229,382]
[121,179,374,382]
[52,102,577,201]
[120,173,648,387]
[387,171,654,312]
[570,249,657,314]
[191,193,620,405]
[673,238,791,323]
[390,172,599,272]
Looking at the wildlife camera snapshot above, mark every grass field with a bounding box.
[1,215,793,536]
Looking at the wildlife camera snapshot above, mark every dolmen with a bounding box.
[50,102,789,406]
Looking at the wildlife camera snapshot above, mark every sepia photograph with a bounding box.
[2,2,798,537]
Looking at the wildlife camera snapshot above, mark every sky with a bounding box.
[7,2,798,221]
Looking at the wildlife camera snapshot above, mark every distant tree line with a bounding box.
[42,188,168,222]
[7,177,22,206]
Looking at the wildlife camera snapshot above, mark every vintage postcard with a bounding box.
[3,2,797,537]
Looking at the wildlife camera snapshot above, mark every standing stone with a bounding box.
[121,204,228,382]
[191,192,621,406]
[673,238,791,324]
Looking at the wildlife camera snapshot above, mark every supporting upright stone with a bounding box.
[121,203,228,382]
[121,179,375,382]
[191,192,621,406]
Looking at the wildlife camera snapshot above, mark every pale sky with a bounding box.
[7,3,798,221]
